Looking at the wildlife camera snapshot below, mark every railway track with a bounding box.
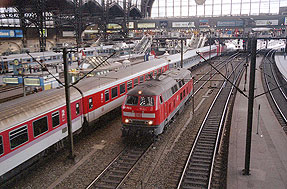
[177,55,245,188]
[262,50,287,131]
[86,142,152,189]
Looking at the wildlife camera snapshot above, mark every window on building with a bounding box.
[52,111,60,128]
[127,81,133,91]
[33,116,48,138]
[0,136,3,155]
[105,90,110,101]
[9,125,29,149]
[89,98,93,109]
[112,87,118,98]
[120,84,126,94]
[76,103,80,115]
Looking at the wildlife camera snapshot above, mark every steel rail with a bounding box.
[177,56,245,189]
[263,50,287,124]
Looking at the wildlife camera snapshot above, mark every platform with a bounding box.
[227,57,287,188]
[275,55,287,82]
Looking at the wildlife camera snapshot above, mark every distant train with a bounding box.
[0,44,135,73]
[0,44,224,183]
[121,68,193,137]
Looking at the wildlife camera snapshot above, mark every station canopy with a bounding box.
[0,0,142,27]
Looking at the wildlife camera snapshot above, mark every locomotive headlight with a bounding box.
[148,120,153,125]
[124,119,130,123]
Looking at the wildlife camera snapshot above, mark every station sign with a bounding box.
[255,20,278,26]
[217,20,243,27]
[172,22,195,28]
[0,29,23,38]
[2,77,19,84]
[137,23,156,29]
[24,78,41,86]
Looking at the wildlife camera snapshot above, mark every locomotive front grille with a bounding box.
[131,120,148,125]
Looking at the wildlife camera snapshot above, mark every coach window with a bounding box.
[154,70,157,76]
[33,116,48,138]
[0,136,3,155]
[134,78,138,87]
[105,90,110,101]
[160,96,163,104]
[76,103,80,115]
[180,93,183,101]
[140,76,144,83]
[112,87,118,98]
[145,74,149,81]
[120,84,126,94]
[158,69,161,74]
[9,125,29,149]
[89,98,93,109]
[127,81,133,91]
[52,112,60,128]
[183,89,186,97]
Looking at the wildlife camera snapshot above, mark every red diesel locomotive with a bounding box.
[121,68,193,136]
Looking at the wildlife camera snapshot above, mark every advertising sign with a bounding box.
[0,30,23,38]
[199,20,209,27]
[217,20,243,27]
[285,17,287,25]
[255,20,278,26]
[172,22,195,28]
[107,24,122,29]
[63,31,75,37]
[24,78,41,86]
[137,23,156,29]
[3,77,19,84]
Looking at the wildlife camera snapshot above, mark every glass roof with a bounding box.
[151,0,287,17]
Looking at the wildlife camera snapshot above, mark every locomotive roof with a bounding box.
[127,68,191,97]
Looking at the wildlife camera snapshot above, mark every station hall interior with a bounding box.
[1,0,287,188]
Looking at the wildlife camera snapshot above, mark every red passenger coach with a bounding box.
[121,68,193,136]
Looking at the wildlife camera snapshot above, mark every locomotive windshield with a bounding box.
[126,96,139,105]
[140,96,154,106]
[125,95,154,106]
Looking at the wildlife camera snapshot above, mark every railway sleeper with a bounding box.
[118,158,137,163]
[186,170,209,178]
[189,166,210,173]
[107,174,124,181]
[189,162,210,169]
[109,169,128,175]
[195,145,214,151]
[114,162,133,169]
[182,179,207,188]
[93,183,115,189]
[190,157,211,164]
[120,154,140,160]
[184,174,208,182]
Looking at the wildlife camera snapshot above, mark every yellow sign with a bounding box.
[14,59,19,66]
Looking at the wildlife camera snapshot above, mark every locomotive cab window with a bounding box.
[126,96,139,105]
[0,136,3,155]
[105,90,110,101]
[127,81,133,91]
[140,96,154,106]
[140,76,144,83]
[89,98,93,109]
[33,116,48,138]
[112,87,118,98]
[120,84,126,94]
[52,111,60,128]
[76,103,80,115]
[134,78,138,87]
[9,125,29,149]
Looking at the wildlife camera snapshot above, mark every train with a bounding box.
[0,44,224,183]
[0,43,135,73]
[121,68,193,137]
